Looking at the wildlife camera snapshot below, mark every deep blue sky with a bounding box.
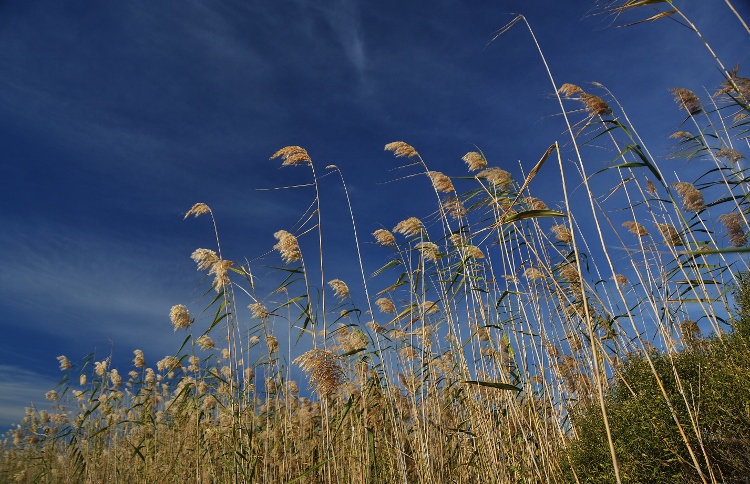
[1,0,747,429]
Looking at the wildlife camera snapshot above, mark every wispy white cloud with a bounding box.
[0,365,59,431]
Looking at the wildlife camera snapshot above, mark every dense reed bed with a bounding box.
[3,2,750,483]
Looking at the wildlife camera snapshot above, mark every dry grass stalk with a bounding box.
[462,151,487,171]
[669,88,702,115]
[623,221,649,237]
[270,146,312,166]
[672,182,705,211]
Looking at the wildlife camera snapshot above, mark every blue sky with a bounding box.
[1,0,748,430]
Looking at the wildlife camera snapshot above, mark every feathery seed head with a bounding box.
[656,223,681,245]
[191,248,219,271]
[719,212,747,247]
[133,350,146,368]
[669,131,693,139]
[415,241,440,262]
[558,83,583,96]
[715,64,750,97]
[669,88,702,115]
[393,217,423,237]
[109,369,122,388]
[400,347,419,360]
[273,230,302,263]
[524,268,545,280]
[646,178,657,195]
[208,259,233,292]
[716,148,745,164]
[579,93,612,116]
[249,335,260,345]
[551,224,573,243]
[372,228,396,246]
[249,302,270,319]
[681,319,701,336]
[442,196,467,219]
[375,297,396,314]
[196,334,215,350]
[170,305,192,331]
[526,197,548,210]
[465,245,484,259]
[559,265,580,284]
[328,279,350,300]
[462,151,487,171]
[623,221,649,237]
[270,146,311,166]
[45,390,58,401]
[266,335,279,354]
[57,355,71,371]
[294,349,346,396]
[477,167,513,187]
[672,182,705,212]
[422,300,440,315]
[157,356,180,372]
[614,274,628,286]
[95,360,108,377]
[184,203,211,219]
[384,141,418,158]
[80,374,87,386]
[220,366,231,379]
[427,171,454,193]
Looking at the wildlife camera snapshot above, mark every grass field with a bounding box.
[2,2,750,483]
